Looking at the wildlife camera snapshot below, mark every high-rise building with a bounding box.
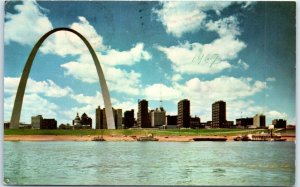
[96,106,103,129]
[212,100,226,128]
[114,109,123,129]
[150,107,166,127]
[272,119,287,128]
[253,114,266,128]
[95,106,121,129]
[177,99,190,128]
[137,99,150,128]
[124,109,134,129]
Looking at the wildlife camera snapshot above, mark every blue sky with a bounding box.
[4,1,295,127]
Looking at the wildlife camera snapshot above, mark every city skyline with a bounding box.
[4,1,295,128]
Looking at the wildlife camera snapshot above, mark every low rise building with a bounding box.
[150,107,166,128]
[166,115,177,129]
[190,116,202,129]
[272,119,287,129]
[73,113,92,129]
[31,115,57,129]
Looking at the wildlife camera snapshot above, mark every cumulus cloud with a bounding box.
[4,77,73,97]
[60,58,142,95]
[40,16,106,57]
[171,74,183,82]
[157,39,245,74]
[267,110,288,120]
[153,1,233,37]
[5,0,53,45]
[100,43,152,66]
[205,16,240,38]
[5,2,151,96]
[154,4,247,75]
[236,59,250,70]
[266,77,276,82]
[144,83,182,100]
[70,91,104,105]
[4,93,59,123]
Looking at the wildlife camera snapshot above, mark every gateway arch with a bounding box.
[10,27,116,129]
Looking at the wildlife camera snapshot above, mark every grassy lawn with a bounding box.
[4,128,270,136]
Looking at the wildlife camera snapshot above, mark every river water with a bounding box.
[4,141,295,186]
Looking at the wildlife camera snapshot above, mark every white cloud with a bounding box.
[153,1,233,37]
[60,59,142,95]
[157,39,246,74]
[144,83,182,100]
[237,59,250,70]
[267,110,288,120]
[4,93,58,123]
[100,43,151,66]
[4,77,73,97]
[40,16,106,57]
[70,91,104,106]
[5,0,53,45]
[205,16,240,38]
[266,77,276,82]
[241,2,256,9]
[171,74,183,82]
[40,16,152,67]
[181,76,267,101]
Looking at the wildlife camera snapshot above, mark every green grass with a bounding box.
[4,128,270,136]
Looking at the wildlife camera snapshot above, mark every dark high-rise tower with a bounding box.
[177,99,190,128]
[124,109,134,128]
[212,100,226,128]
[96,106,104,129]
[137,99,150,128]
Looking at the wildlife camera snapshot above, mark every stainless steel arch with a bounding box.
[10,27,116,129]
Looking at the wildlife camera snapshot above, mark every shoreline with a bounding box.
[4,135,295,142]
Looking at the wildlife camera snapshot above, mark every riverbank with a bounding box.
[4,134,295,142]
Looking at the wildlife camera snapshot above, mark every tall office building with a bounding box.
[253,114,266,128]
[124,109,134,128]
[95,106,122,129]
[177,99,190,128]
[212,100,226,128]
[150,107,166,127]
[114,109,123,129]
[137,99,150,128]
[96,106,103,129]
